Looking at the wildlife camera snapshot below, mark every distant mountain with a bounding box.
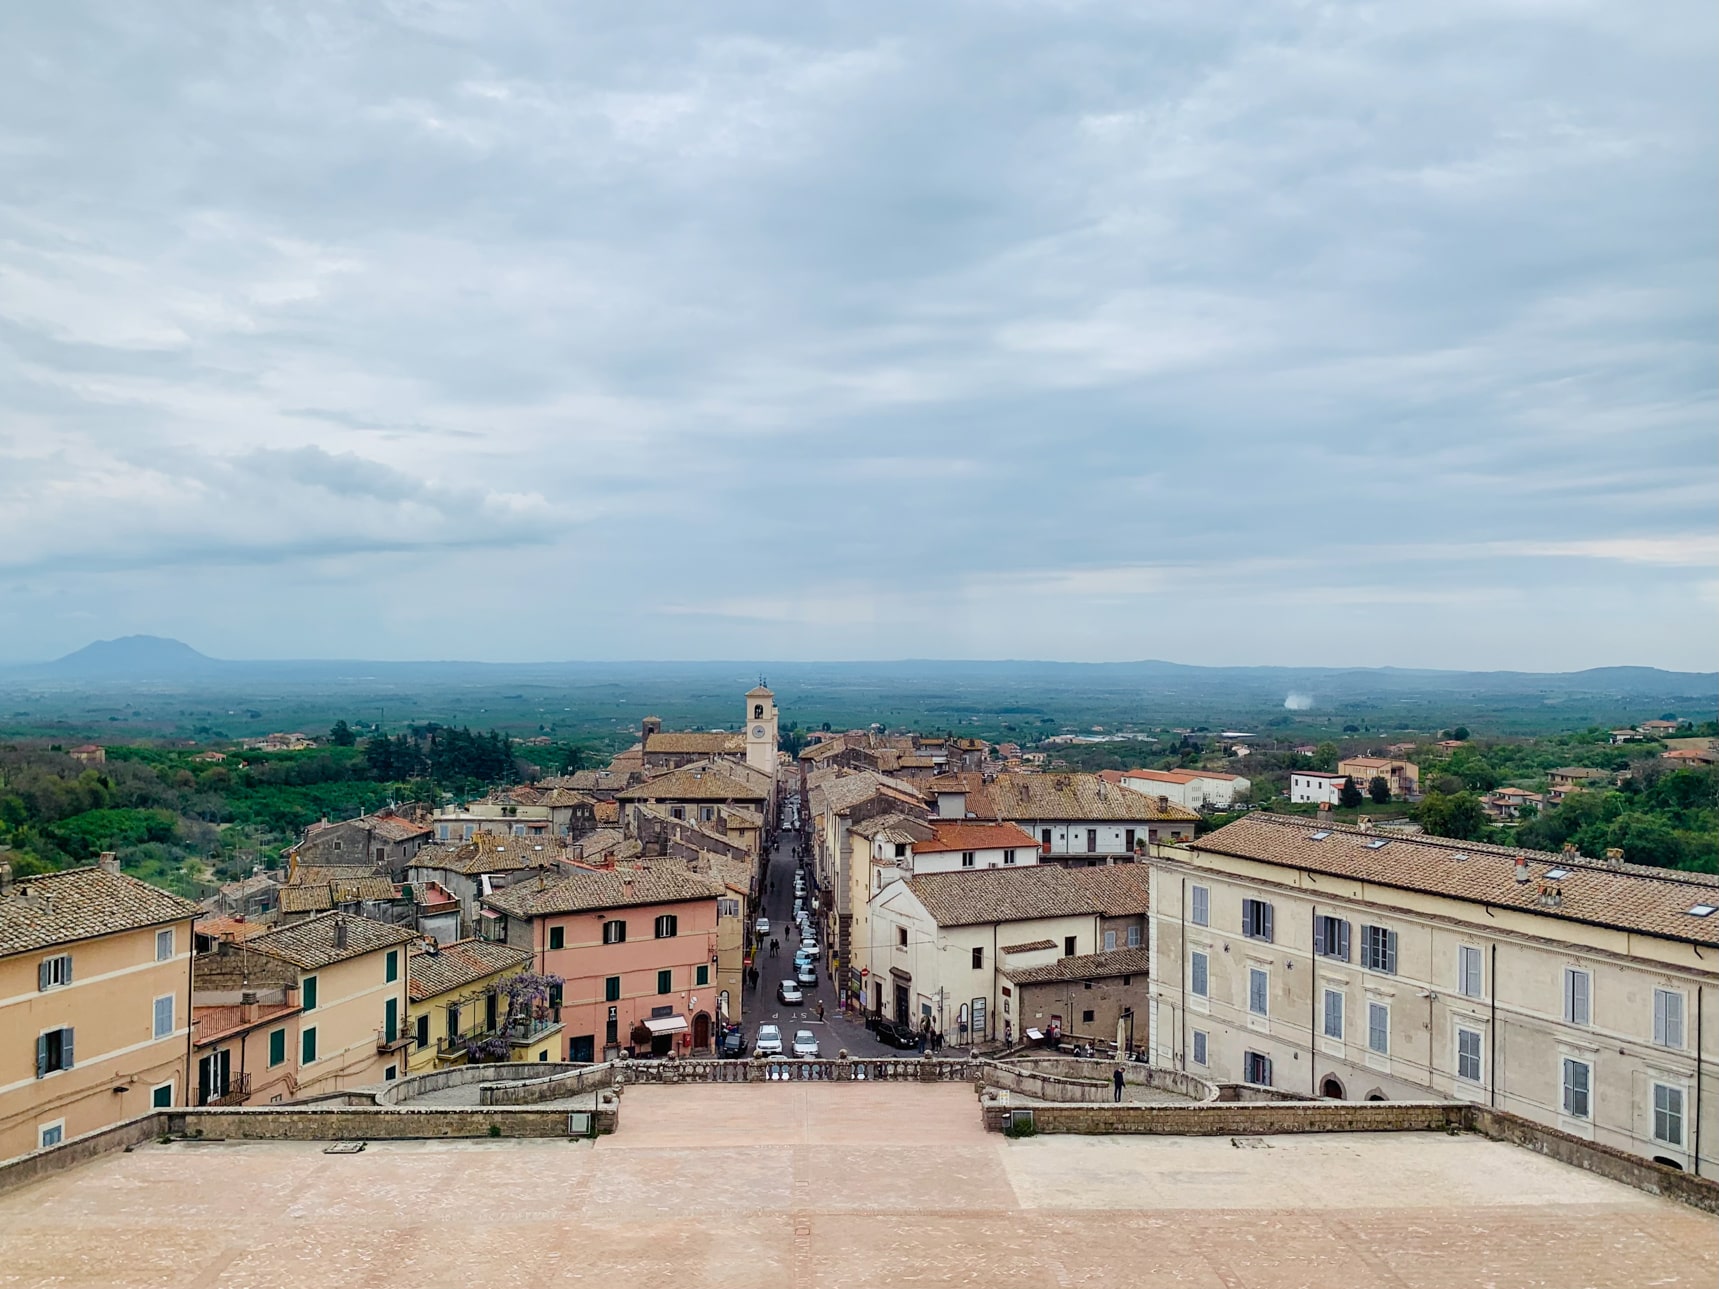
[48,636,222,678]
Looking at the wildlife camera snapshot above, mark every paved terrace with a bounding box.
[3,1083,1713,1288]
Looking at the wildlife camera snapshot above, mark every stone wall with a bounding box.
[0,1112,167,1198]
[982,1099,1465,1136]
[376,1061,592,1105]
[989,1057,1215,1102]
[1470,1107,1719,1216]
[481,1062,619,1105]
[168,1101,617,1141]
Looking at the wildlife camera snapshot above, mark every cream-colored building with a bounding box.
[0,859,200,1161]
[867,865,1151,1044]
[243,912,419,1094]
[1148,814,1718,1173]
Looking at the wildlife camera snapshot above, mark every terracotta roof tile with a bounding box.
[616,764,768,804]
[0,866,200,956]
[245,911,418,970]
[484,866,724,918]
[990,773,1199,822]
[917,821,1040,855]
[902,865,1150,928]
[407,939,533,1000]
[1004,946,1152,985]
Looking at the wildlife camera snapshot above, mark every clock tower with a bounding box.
[744,682,778,779]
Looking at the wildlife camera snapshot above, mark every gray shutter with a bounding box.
[1338,921,1350,961]
[63,955,71,985]
[62,1028,74,1069]
[1262,903,1274,943]
[1387,931,1399,974]
[38,959,50,991]
[1314,918,1327,956]
[36,1033,48,1078]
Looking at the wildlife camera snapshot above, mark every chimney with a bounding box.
[0,861,11,897]
[1157,796,1171,814]
[1357,816,1372,833]
[1513,856,1530,884]
[98,851,120,875]
[1603,847,1625,868]
[332,918,349,950]
[240,991,258,1022]
[643,716,662,741]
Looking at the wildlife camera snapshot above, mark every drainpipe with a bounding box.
[992,922,999,1043]
[1489,944,1498,1109]
[1310,904,1318,1097]
[1696,983,1704,1177]
[1178,874,1187,1071]
[184,918,194,1109]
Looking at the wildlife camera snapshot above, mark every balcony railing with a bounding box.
[377,1027,413,1053]
[198,1073,251,1106]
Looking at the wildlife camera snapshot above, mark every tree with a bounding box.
[1338,776,1364,809]
[1368,776,1391,805]
[1414,791,1489,841]
[1451,727,1470,742]
[329,720,356,747]
[1313,741,1340,772]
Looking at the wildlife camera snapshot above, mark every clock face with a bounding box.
[752,725,767,739]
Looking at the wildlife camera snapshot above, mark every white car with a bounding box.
[796,961,816,985]
[792,1029,820,1059]
[755,917,770,935]
[778,979,804,1005]
[754,1024,783,1056]
[800,939,820,957]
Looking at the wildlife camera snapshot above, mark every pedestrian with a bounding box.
[1113,1067,1125,1103]
[932,1029,942,1054]
[816,999,825,1021]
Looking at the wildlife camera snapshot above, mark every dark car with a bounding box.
[872,1018,921,1050]
[718,1027,747,1058]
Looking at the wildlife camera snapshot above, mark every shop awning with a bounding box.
[643,1016,688,1036]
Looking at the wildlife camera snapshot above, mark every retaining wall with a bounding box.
[1469,1107,1719,1215]
[984,1057,1216,1103]
[0,1112,167,1198]
[168,1101,617,1142]
[983,1099,1465,1136]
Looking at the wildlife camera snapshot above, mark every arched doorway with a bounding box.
[1365,1091,1387,1102]
[693,1012,711,1050]
[1320,1076,1345,1100]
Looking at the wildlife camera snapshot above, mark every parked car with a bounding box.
[796,961,816,985]
[718,1027,747,1058]
[778,979,804,1004]
[754,1024,783,1056]
[755,917,770,935]
[792,1029,820,1059]
[800,939,820,957]
[873,1018,920,1050]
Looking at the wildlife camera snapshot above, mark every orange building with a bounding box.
[485,866,725,1061]
[0,859,199,1161]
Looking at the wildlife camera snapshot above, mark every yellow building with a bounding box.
[243,912,419,1094]
[0,859,199,1161]
[405,939,546,1074]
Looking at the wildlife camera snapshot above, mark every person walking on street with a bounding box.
[1112,1067,1125,1103]
[815,999,825,1021]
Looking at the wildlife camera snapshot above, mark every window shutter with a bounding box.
[1338,921,1350,961]
[1654,990,1666,1044]
[62,1028,73,1069]
[36,1033,48,1078]
[1314,919,1327,956]
[38,959,50,992]
[1262,903,1273,942]
[1386,931,1398,974]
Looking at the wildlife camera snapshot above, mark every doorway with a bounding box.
[693,1012,711,1049]
[1320,1076,1345,1100]
[568,1034,595,1063]
[894,983,910,1023]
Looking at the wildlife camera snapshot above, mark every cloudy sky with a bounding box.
[1,2,1712,669]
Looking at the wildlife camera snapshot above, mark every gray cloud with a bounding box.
[0,1,1712,666]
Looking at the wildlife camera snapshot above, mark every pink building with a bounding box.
[484,866,725,1061]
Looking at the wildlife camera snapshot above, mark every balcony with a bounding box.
[376,1026,414,1053]
[198,1073,251,1107]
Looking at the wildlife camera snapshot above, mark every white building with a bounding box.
[866,865,1151,1042]
[1147,814,1719,1173]
[1289,772,1348,805]
[984,773,1199,863]
[1118,769,1251,811]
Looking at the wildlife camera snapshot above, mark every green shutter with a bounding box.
[657,969,671,995]
[302,976,318,1011]
[268,1028,286,1067]
[302,1027,317,1064]
[386,951,399,983]
[696,965,709,986]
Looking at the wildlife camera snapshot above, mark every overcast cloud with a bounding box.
[0,1,1712,668]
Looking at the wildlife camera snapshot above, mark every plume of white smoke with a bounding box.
[1283,692,1314,711]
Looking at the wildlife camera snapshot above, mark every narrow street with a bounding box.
[745,820,906,1060]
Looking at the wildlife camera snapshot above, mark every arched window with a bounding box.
[753,704,764,719]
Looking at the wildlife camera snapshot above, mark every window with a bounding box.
[1192,1030,1208,1065]
[696,964,709,986]
[385,950,399,983]
[38,954,72,991]
[36,1028,74,1077]
[155,929,174,962]
[1103,930,1117,951]
[1241,898,1273,942]
[656,969,672,995]
[897,927,908,947]
[701,807,715,822]
[383,997,399,1044]
[1456,1027,1483,1082]
[1041,829,1052,846]
[268,1028,287,1066]
[971,947,984,970]
[384,1065,398,1081]
[1314,915,1350,961]
[1561,1057,1591,1119]
[654,914,678,939]
[152,1083,174,1109]
[1653,1084,1684,1146]
[153,995,176,1039]
[1322,988,1344,1040]
[1654,989,1685,1049]
[1248,967,1269,1017]
[1360,925,1398,974]
[302,1027,318,1064]
[414,1014,430,1050]
[961,851,975,868]
[670,807,685,820]
[1244,1051,1273,1086]
[1125,829,1136,851]
[1003,849,1016,865]
[1086,829,1098,853]
[605,975,621,1002]
[1367,1002,1389,1055]
[1190,951,1209,998]
[1190,885,1209,927]
[1457,946,1483,998]
[717,898,740,918]
[894,843,908,858]
[548,926,565,950]
[1063,936,1077,957]
[38,1121,64,1150]
[512,824,525,836]
[1081,1009,1095,1024]
[602,920,627,945]
[1563,968,1591,1026]
[302,976,318,1012]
